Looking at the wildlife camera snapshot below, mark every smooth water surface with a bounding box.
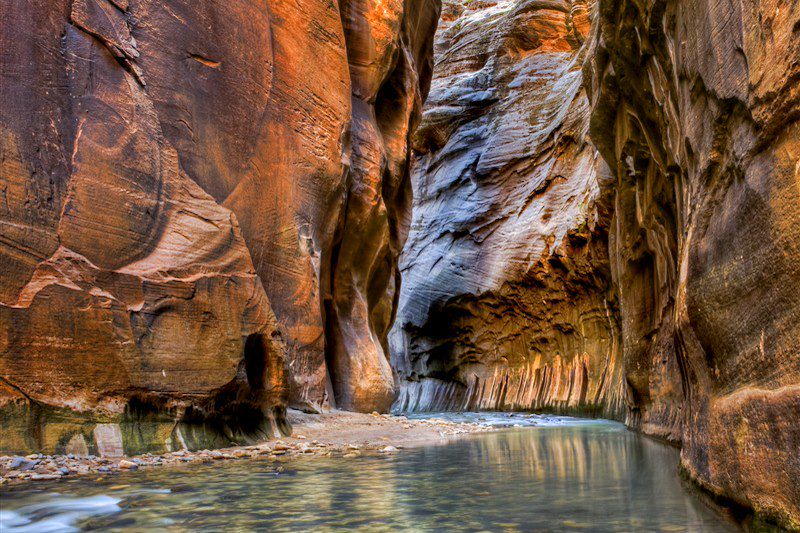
[1,417,735,532]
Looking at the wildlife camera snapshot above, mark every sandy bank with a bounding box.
[0,410,494,486]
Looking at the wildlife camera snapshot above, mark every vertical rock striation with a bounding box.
[586,0,800,526]
[390,0,626,417]
[0,0,438,452]
[391,0,799,524]
[325,0,440,412]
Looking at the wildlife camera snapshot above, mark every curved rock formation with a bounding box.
[0,0,438,452]
[0,0,290,454]
[390,0,626,417]
[586,0,800,526]
[392,0,799,525]
[325,0,440,412]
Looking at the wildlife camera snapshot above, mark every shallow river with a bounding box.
[1,416,735,532]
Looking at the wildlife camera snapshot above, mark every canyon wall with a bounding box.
[390,0,626,417]
[0,0,438,453]
[587,0,800,527]
[325,0,440,412]
[394,0,799,526]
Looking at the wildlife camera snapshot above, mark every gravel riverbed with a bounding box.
[0,410,500,486]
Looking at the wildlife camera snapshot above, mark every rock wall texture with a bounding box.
[390,0,627,418]
[0,0,438,453]
[587,0,800,527]
[392,0,799,526]
[325,0,440,412]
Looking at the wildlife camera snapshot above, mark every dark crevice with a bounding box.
[244,333,268,391]
[320,164,351,409]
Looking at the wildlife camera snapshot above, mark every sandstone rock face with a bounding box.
[390,0,626,417]
[0,0,437,452]
[0,0,288,453]
[392,0,799,525]
[325,0,440,412]
[587,0,800,526]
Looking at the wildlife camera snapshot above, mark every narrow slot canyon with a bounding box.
[1,0,798,530]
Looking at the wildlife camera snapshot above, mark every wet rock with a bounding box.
[30,473,60,480]
[9,457,29,470]
[118,460,137,470]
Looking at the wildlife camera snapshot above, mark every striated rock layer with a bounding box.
[325,0,440,412]
[390,0,627,418]
[0,0,438,453]
[586,0,800,527]
[392,0,799,526]
[0,0,289,453]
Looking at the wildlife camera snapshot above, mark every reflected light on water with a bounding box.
[1,417,734,532]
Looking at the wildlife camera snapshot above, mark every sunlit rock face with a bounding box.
[326,0,440,412]
[0,0,289,452]
[586,0,800,526]
[0,0,438,452]
[390,0,626,417]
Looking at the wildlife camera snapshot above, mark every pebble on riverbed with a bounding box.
[0,415,493,486]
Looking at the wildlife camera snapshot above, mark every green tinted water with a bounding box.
[1,418,735,531]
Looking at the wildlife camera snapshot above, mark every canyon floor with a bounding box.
[0,410,497,486]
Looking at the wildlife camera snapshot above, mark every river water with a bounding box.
[0,416,735,532]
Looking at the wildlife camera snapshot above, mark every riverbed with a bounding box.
[0,416,735,531]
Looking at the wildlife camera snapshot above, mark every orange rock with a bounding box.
[0,0,439,451]
[587,0,800,526]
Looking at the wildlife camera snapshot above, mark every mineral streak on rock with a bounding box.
[586,0,800,526]
[0,0,438,452]
[390,0,627,418]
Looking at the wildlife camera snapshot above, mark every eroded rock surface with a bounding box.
[390,0,626,417]
[0,0,290,453]
[325,0,440,412]
[0,0,438,452]
[586,0,800,526]
[392,0,799,526]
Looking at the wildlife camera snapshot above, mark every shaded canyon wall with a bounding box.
[392,0,799,526]
[390,0,627,418]
[0,0,438,454]
[587,0,800,527]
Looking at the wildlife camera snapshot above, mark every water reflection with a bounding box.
[1,419,734,531]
